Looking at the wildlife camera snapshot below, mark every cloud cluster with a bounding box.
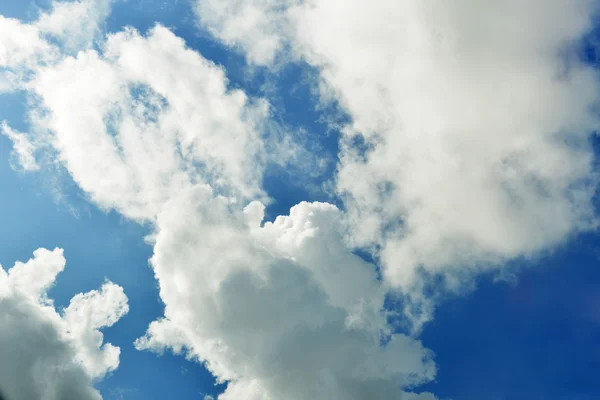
[28,25,269,221]
[193,0,600,322]
[0,248,128,400]
[2,1,310,223]
[5,0,600,398]
[136,185,436,400]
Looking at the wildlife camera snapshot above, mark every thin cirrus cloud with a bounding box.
[2,0,600,399]
[0,248,128,400]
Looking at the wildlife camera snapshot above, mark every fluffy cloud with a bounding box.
[136,185,436,400]
[0,15,56,92]
[295,0,600,280]
[0,0,116,92]
[2,2,312,223]
[17,25,268,221]
[0,16,55,67]
[0,248,128,400]
[193,0,600,321]
[2,8,431,397]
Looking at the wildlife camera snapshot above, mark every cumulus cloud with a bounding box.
[135,185,436,400]
[0,15,57,91]
[36,0,116,51]
[1,6,432,397]
[17,24,269,221]
[8,0,598,397]
[8,14,315,223]
[0,248,128,400]
[63,282,130,379]
[296,0,600,276]
[193,0,600,323]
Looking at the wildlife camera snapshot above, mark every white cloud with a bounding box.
[1,121,40,171]
[9,0,597,397]
[0,15,57,92]
[24,25,269,221]
[192,0,600,324]
[0,0,117,93]
[63,281,129,379]
[0,16,56,68]
[36,0,116,51]
[295,0,600,273]
[0,248,128,400]
[3,15,430,398]
[193,0,299,64]
[135,185,437,400]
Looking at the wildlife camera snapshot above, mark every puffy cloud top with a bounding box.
[0,248,128,400]
[136,185,436,400]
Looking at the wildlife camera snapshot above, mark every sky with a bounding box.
[0,1,599,400]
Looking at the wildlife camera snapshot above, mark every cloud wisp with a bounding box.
[1,2,438,397]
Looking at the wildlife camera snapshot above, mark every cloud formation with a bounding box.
[0,0,114,92]
[26,25,269,221]
[193,0,600,324]
[0,248,128,400]
[136,185,436,400]
[1,122,40,171]
[5,0,600,398]
[1,3,437,396]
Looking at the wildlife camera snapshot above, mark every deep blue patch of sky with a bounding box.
[420,233,600,400]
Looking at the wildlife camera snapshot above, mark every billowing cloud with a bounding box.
[0,15,55,67]
[1,5,435,397]
[294,0,600,280]
[0,0,116,92]
[136,185,436,400]
[193,0,600,324]
[193,0,299,64]
[0,248,128,400]
[7,0,598,398]
[24,25,269,221]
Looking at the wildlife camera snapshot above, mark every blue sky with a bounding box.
[1,1,600,400]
